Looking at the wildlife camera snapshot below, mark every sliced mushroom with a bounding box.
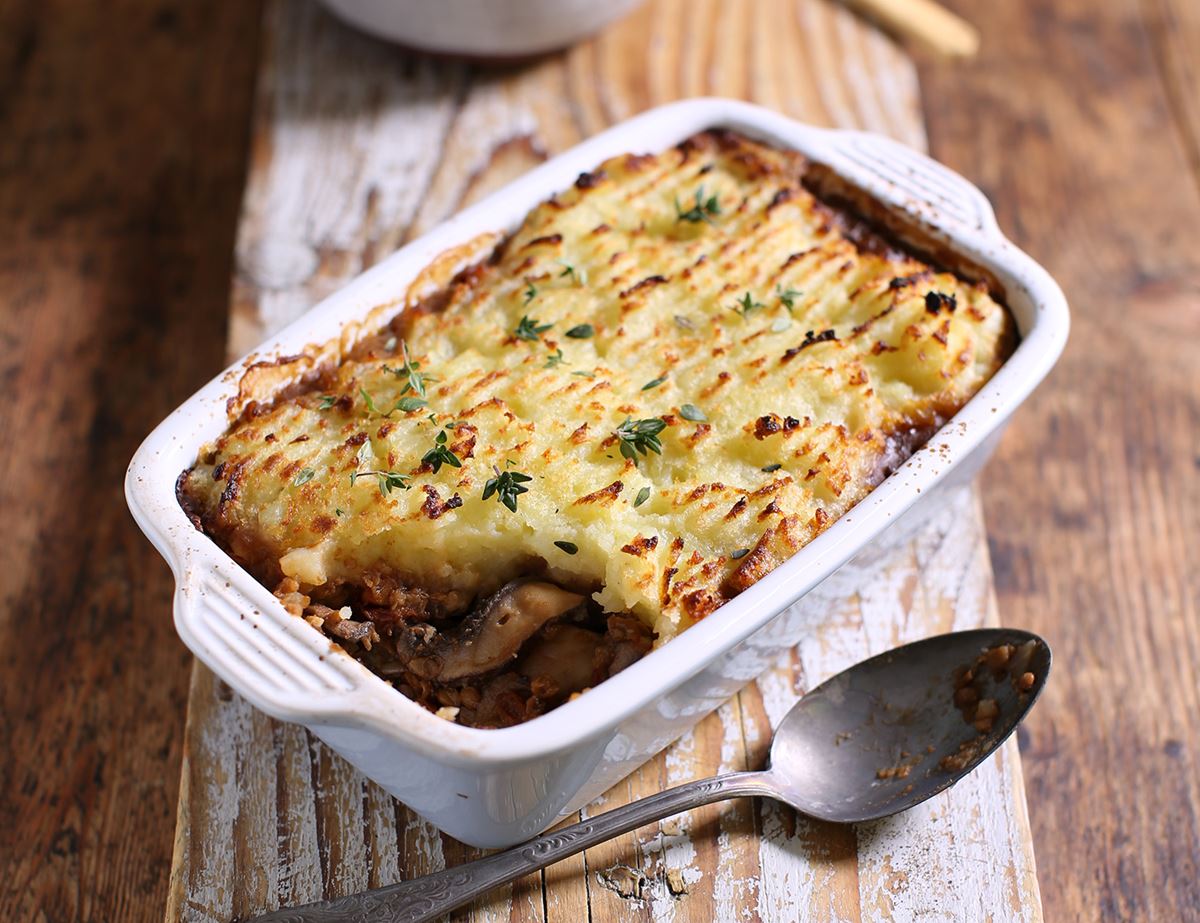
[396,580,585,683]
[517,624,604,694]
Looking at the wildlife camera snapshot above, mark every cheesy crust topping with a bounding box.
[181,131,1015,723]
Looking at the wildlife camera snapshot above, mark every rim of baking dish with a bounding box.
[126,98,1068,768]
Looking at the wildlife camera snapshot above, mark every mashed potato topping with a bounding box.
[180,130,1014,722]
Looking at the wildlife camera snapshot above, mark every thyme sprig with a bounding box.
[421,429,462,474]
[614,417,667,465]
[360,386,426,417]
[731,291,765,320]
[482,466,533,512]
[514,315,552,342]
[382,341,436,399]
[350,469,412,496]
[776,286,802,312]
[675,185,721,224]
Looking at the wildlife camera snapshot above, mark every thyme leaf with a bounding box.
[565,324,594,339]
[557,260,587,285]
[359,387,385,416]
[679,403,707,422]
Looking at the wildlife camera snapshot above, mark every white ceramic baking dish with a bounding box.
[126,98,1068,849]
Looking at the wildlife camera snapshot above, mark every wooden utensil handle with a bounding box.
[842,0,980,59]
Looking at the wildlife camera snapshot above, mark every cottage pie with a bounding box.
[180,130,1016,727]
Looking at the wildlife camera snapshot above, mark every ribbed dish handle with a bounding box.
[820,130,1002,242]
[173,557,360,714]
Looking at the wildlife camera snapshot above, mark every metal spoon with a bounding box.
[247,628,1050,923]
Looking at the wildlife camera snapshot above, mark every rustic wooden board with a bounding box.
[165,2,1042,920]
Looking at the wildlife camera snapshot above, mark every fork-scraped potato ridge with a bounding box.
[181,131,1015,642]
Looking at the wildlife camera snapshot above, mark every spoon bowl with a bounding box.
[766,628,1051,823]
[247,628,1050,923]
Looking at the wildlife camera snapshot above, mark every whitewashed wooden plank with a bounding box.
[273,722,323,908]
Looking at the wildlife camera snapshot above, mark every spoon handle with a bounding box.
[245,770,776,923]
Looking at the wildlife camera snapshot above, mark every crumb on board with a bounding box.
[598,864,648,901]
[665,868,689,897]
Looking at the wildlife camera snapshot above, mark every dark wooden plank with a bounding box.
[1144,0,1200,189]
[0,2,263,921]
[921,0,1200,919]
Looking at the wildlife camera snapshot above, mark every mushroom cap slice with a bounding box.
[398,580,586,683]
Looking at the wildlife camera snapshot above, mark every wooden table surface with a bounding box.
[1,0,1196,920]
[163,6,1042,919]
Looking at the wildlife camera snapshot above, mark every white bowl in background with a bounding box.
[126,99,1068,849]
[318,0,646,58]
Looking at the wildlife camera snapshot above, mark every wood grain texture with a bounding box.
[1143,0,1200,187]
[920,1,1200,919]
[0,2,262,921]
[166,2,1041,921]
